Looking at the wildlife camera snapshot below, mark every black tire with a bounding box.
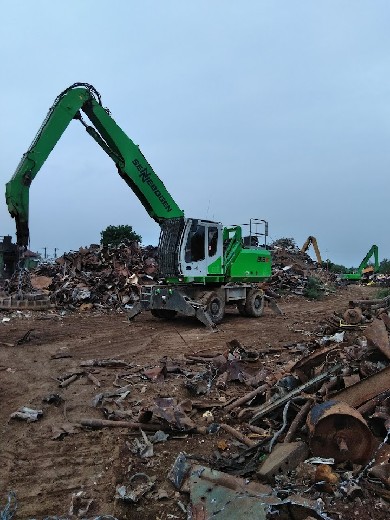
[244,289,264,317]
[204,292,225,324]
[151,309,178,320]
[237,300,248,316]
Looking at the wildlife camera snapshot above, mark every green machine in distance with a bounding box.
[6,83,271,326]
[341,245,379,282]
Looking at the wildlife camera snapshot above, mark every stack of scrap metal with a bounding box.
[7,242,158,310]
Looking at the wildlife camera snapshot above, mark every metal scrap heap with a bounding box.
[1,241,337,312]
[269,244,337,296]
[27,242,158,310]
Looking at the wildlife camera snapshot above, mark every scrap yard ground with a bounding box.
[2,284,389,519]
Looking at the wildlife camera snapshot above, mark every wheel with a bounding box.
[151,308,178,319]
[244,289,264,317]
[204,292,225,324]
[237,300,248,316]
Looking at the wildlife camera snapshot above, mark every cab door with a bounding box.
[179,219,223,278]
[180,219,208,277]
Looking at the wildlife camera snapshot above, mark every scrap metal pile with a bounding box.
[2,242,335,312]
[83,296,390,517]
[6,296,390,519]
[5,242,158,310]
[269,244,337,296]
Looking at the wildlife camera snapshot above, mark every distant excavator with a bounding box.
[341,245,379,282]
[300,236,322,265]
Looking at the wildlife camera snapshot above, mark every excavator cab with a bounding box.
[157,217,223,281]
[179,219,223,278]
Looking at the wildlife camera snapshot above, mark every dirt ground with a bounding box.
[1,284,389,519]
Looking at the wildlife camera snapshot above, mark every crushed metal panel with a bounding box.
[168,454,331,520]
[187,466,272,520]
[188,477,267,519]
[187,467,329,520]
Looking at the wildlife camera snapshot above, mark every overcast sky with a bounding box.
[1,1,389,266]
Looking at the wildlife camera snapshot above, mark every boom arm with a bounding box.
[6,83,184,247]
[341,244,379,281]
[300,236,322,264]
[357,244,379,274]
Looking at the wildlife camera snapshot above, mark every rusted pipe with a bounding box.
[357,390,390,415]
[80,418,161,431]
[284,399,313,443]
[60,374,79,388]
[246,424,269,435]
[219,423,257,447]
[87,372,101,387]
[224,384,268,413]
[350,296,390,307]
[307,401,374,464]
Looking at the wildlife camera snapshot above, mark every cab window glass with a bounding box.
[208,227,218,257]
[185,223,205,262]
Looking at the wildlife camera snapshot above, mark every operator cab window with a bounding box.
[185,222,205,262]
[208,227,218,257]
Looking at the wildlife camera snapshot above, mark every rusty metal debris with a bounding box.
[168,453,330,519]
[152,397,196,431]
[349,295,390,311]
[0,240,338,314]
[80,418,161,432]
[92,384,132,407]
[131,429,155,458]
[1,242,158,311]
[368,444,390,488]
[364,318,390,360]
[307,401,374,464]
[249,363,343,424]
[42,393,63,406]
[332,365,390,408]
[314,464,339,493]
[46,243,157,309]
[80,358,131,368]
[69,490,93,517]
[52,369,85,388]
[3,254,390,519]
[224,383,269,413]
